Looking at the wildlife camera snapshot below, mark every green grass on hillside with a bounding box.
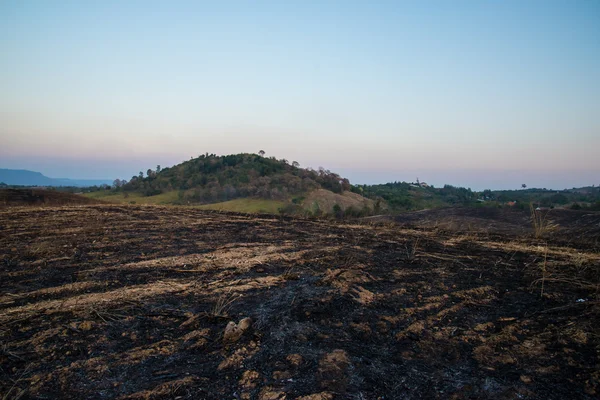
[83,191,180,205]
[194,198,284,214]
[84,191,284,213]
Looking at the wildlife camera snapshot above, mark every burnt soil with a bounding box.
[0,189,103,207]
[392,206,600,245]
[1,205,599,399]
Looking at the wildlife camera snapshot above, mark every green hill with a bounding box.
[89,153,376,215]
[121,153,350,201]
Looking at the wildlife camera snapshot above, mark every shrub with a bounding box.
[278,203,302,216]
[332,204,343,219]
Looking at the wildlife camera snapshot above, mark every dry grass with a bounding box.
[526,243,600,300]
[404,238,420,261]
[537,246,548,297]
[282,266,300,280]
[530,203,559,238]
[208,289,239,319]
[1,364,29,400]
[302,189,375,214]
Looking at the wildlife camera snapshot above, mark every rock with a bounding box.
[238,317,252,331]
[223,321,239,342]
[223,317,253,343]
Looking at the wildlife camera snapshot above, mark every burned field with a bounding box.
[0,189,103,208]
[1,205,599,399]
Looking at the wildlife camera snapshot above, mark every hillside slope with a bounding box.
[108,153,375,214]
[302,188,376,215]
[121,153,351,201]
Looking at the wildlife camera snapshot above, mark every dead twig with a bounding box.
[2,364,30,400]
[91,308,127,322]
[536,301,600,315]
[404,238,420,261]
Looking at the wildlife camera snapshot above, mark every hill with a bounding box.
[0,168,112,187]
[120,153,351,200]
[104,153,374,215]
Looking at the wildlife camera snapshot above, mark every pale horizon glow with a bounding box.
[1,1,599,190]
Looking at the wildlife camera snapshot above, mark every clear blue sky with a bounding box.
[1,0,598,190]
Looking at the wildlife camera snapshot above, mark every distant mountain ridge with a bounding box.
[0,169,112,187]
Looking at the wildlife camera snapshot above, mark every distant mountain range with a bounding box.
[0,169,113,187]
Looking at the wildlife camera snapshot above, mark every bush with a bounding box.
[344,205,372,218]
[278,203,302,216]
[332,204,343,219]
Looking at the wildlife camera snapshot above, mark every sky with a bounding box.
[1,0,599,190]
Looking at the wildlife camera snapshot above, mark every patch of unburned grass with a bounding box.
[194,198,285,214]
[83,191,180,205]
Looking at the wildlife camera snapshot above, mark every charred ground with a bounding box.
[0,189,103,207]
[1,205,599,399]
[392,206,600,245]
